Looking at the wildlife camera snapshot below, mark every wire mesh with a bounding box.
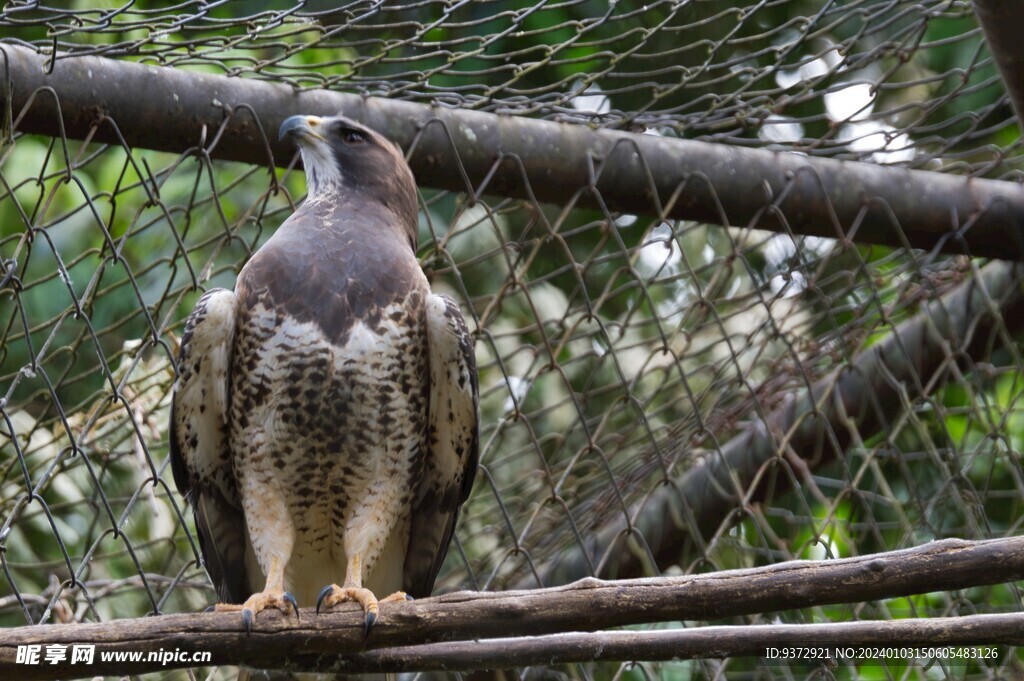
[1,1,1023,680]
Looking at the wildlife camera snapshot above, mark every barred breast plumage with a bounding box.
[170,114,479,664]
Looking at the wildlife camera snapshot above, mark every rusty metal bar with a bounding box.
[2,43,1023,259]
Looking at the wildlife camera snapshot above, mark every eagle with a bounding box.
[169,113,479,636]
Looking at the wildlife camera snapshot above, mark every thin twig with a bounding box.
[311,615,1024,674]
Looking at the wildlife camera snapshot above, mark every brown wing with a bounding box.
[169,288,250,604]
[403,293,479,597]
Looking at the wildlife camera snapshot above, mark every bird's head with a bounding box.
[279,114,419,244]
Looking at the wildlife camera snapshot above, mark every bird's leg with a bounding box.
[214,555,299,634]
[315,553,410,636]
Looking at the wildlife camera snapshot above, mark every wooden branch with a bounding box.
[542,260,1024,584]
[1,537,1022,679]
[296,614,1024,674]
[1,43,1024,259]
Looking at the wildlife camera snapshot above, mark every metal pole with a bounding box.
[2,43,1023,259]
[975,0,1024,127]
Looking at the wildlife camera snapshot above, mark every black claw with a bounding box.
[242,608,253,635]
[284,591,300,619]
[204,605,216,613]
[363,610,377,638]
[316,585,335,615]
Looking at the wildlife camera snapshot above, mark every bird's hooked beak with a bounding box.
[280,114,344,195]
[279,115,325,143]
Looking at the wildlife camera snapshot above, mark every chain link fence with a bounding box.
[1,0,1023,679]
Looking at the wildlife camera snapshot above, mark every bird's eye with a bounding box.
[341,128,366,145]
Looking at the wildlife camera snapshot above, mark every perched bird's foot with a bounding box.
[215,589,300,634]
[316,585,409,636]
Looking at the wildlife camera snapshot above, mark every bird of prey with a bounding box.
[169,113,479,635]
